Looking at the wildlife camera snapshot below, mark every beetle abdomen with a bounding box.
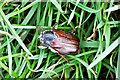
[51,37,79,54]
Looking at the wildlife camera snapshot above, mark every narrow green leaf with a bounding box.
[75,64,79,78]
[6,0,38,19]
[97,21,104,29]
[65,68,70,78]
[104,5,120,12]
[104,24,110,48]
[50,0,63,13]
[70,1,100,13]
[40,1,49,25]
[21,4,38,25]
[88,37,120,69]
[35,50,44,70]
[18,59,27,76]
[81,41,105,48]
[116,45,120,78]
[107,21,120,24]
[48,4,53,26]
[7,37,12,77]
[0,61,18,77]
[0,9,33,57]
[68,55,97,78]
[79,63,84,78]
[67,0,80,25]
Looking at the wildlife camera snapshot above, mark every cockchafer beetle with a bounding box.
[38,25,80,62]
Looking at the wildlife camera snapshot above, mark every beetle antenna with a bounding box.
[51,22,58,29]
[38,26,44,31]
[38,26,45,35]
[70,26,79,33]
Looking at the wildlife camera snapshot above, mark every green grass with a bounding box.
[0,0,120,79]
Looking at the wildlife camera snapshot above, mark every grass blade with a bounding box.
[0,9,33,57]
[35,50,44,70]
[116,45,120,78]
[70,1,100,13]
[67,0,80,25]
[50,0,63,13]
[104,5,120,12]
[6,0,38,19]
[88,37,120,69]
[104,24,110,48]
[7,37,12,77]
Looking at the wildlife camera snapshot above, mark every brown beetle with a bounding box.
[38,27,80,62]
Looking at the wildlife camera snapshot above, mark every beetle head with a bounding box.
[38,30,58,47]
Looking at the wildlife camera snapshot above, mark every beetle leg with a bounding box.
[57,53,69,63]
[38,46,47,49]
